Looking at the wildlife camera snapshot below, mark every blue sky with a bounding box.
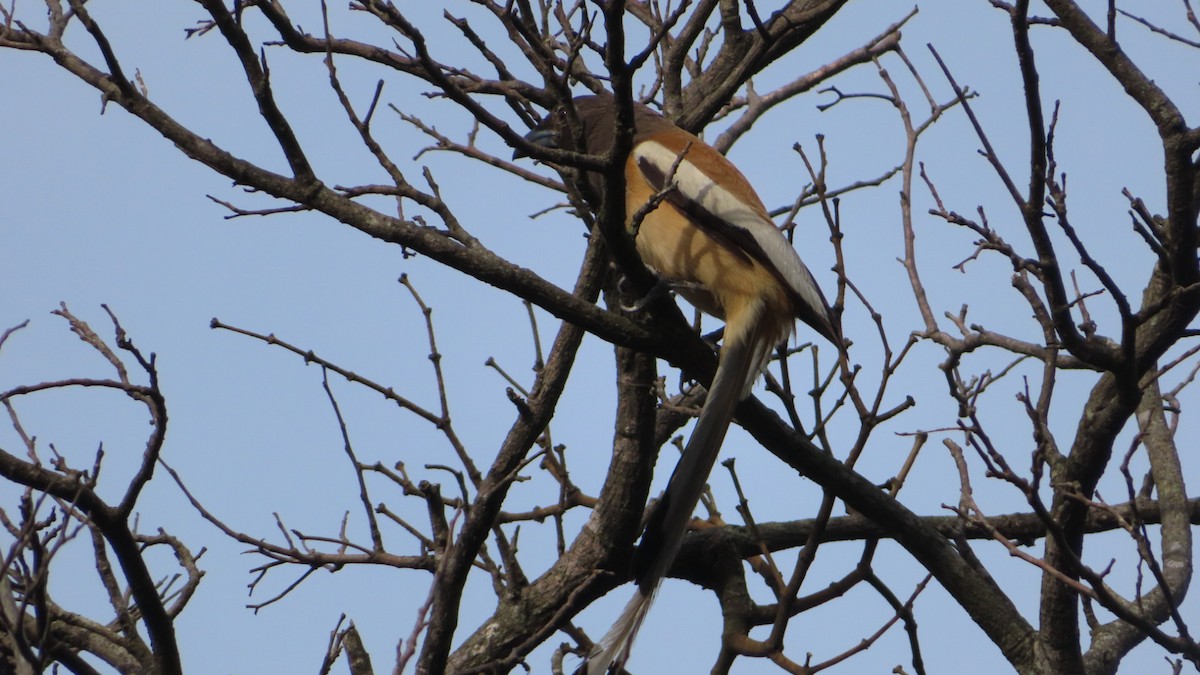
[2,1,1197,673]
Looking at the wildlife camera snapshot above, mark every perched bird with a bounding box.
[520,94,839,674]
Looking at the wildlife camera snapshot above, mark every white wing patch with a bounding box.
[633,140,830,325]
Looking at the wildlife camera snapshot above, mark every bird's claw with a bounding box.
[620,279,709,312]
[619,277,672,312]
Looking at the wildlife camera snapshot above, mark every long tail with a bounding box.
[585,321,765,675]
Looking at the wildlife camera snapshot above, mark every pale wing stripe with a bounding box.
[634,141,829,322]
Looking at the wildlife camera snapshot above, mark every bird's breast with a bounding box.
[626,164,790,324]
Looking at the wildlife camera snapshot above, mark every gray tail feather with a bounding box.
[584,588,655,675]
[583,328,763,674]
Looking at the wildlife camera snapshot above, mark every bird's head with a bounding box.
[514,106,569,157]
[515,94,652,159]
[513,98,592,159]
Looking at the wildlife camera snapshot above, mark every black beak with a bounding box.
[513,128,558,159]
